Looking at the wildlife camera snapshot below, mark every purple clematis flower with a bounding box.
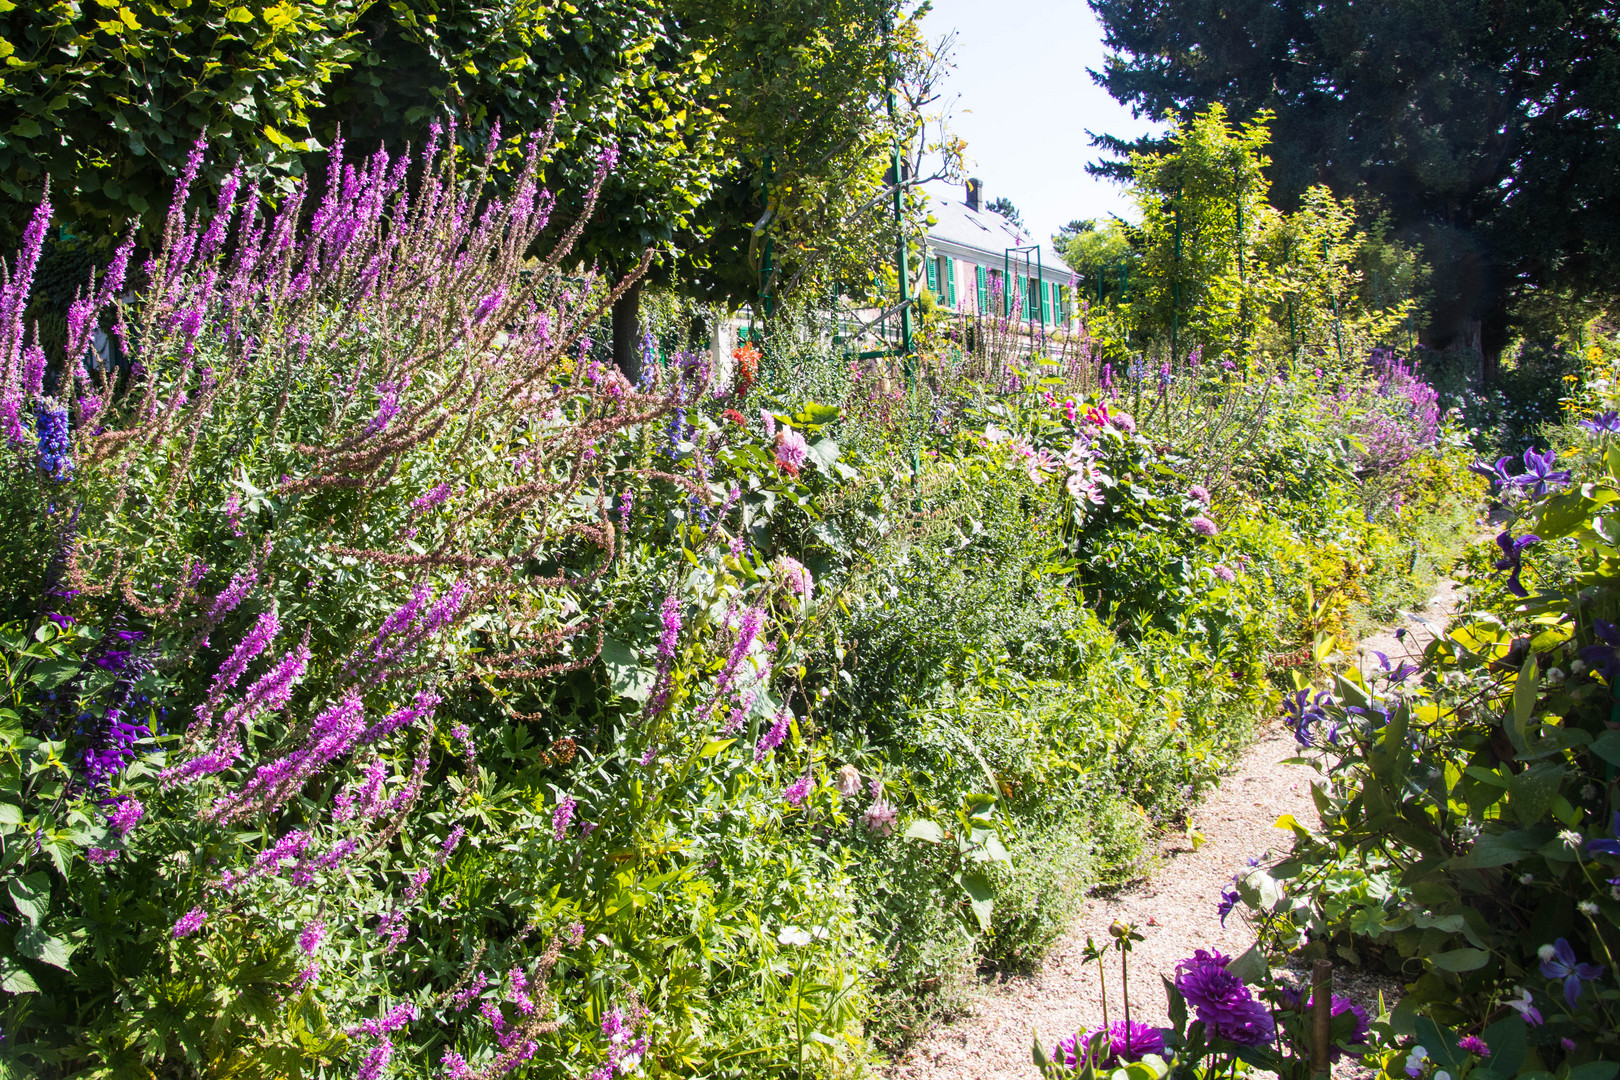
[1518,448,1572,497]
[1587,812,1620,857]
[1539,938,1604,1007]
[1493,532,1540,597]
[1579,620,1620,681]
[1282,690,1335,746]
[1579,412,1620,435]
[1469,456,1520,491]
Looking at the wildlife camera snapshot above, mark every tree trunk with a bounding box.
[611,279,643,384]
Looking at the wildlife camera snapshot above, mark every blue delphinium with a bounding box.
[35,401,72,482]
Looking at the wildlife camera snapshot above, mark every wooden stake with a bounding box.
[1311,959,1333,1080]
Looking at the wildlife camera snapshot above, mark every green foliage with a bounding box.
[1087,106,1420,369]
[0,0,363,245]
[1088,0,1620,353]
[1246,418,1620,1064]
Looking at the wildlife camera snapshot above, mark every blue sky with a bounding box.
[917,0,1165,242]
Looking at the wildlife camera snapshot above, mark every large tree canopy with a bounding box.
[1087,0,1620,358]
[1,0,926,312]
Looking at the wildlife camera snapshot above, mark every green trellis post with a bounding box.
[1171,192,1181,368]
[882,13,918,497]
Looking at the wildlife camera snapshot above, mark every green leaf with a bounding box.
[0,958,38,993]
[1569,1064,1620,1080]
[1590,729,1620,765]
[1224,943,1269,982]
[1507,762,1565,826]
[599,638,654,703]
[0,804,22,827]
[699,738,735,758]
[30,659,79,691]
[1478,1016,1526,1075]
[960,870,994,932]
[14,925,73,970]
[1507,652,1537,750]
[903,819,945,843]
[1451,829,1546,869]
[1428,947,1489,972]
[8,872,49,926]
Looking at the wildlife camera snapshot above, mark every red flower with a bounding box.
[721,408,746,427]
[732,342,761,397]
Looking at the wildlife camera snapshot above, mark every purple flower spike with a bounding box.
[1539,938,1604,1006]
[1580,621,1620,681]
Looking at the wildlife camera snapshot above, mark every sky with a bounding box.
[917,0,1165,243]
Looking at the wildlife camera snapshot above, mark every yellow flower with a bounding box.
[1588,345,1603,363]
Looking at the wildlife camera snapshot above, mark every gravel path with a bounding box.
[885,584,1462,1080]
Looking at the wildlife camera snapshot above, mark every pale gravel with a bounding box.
[883,583,1463,1080]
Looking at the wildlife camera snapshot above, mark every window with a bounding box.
[939,256,956,307]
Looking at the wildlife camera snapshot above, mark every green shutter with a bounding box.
[944,257,956,307]
[925,255,938,295]
[1020,278,1030,320]
[1041,280,1051,324]
[976,265,987,312]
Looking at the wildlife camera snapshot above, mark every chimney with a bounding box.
[965,177,983,213]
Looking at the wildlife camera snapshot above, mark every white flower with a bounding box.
[1560,828,1582,848]
[1519,873,1534,884]
[1538,944,1558,962]
[1547,667,1566,684]
[1435,1070,1452,1080]
[1582,783,1599,799]
[862,798,899,836]
[1573,659,1590,674]
[1579,900,1600,916]
[777,926,812,946]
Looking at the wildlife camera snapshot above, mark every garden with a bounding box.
[0,1,1616,1079]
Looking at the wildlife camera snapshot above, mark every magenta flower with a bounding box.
[783,772,813,807]
[1458,1035,1489,1057]
[1053,1021,1166,1069]
[1212,564,1236,582]
[553,795,577,840]
[1188,484,1210,504]
[755,710,790,761]
[172,907,207,938]
[1190,515,1219,537]
[299,920,328,955]
[106,796,145,837]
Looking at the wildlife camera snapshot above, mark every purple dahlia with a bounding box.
[1174,949,1276,1046]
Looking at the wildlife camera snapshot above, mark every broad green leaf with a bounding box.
[1590,729,1620,765]
[14,925,73,970]
[960,870,994,932]
[903,819,945,843]
[599,638,654,703]
[8,872,49,926]
[0,958,38,993]
[1478,1016,1527,1075]
[1428,947,1489,972]
[698,738,735,758]
[1569,1065,1620,1080]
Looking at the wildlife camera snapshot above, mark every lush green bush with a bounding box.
[1236,344,1620,1071]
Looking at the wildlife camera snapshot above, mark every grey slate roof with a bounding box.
[923,184,1073,281]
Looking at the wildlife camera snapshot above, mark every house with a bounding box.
[922,179,1074,329]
